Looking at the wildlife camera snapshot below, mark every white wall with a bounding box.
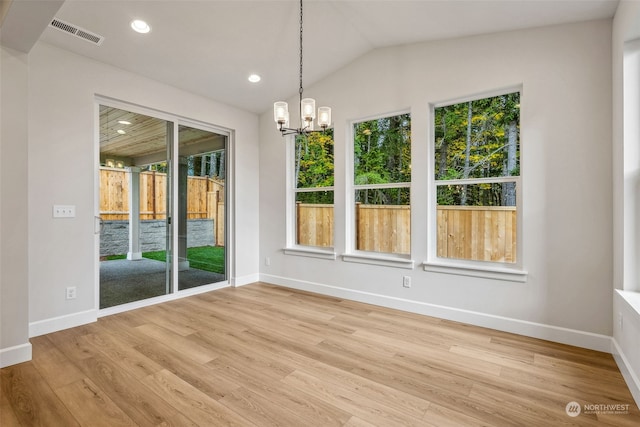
[260,19,613,350]
[27,42,260,333]
[612,0,640,407]
[0,46,32,367]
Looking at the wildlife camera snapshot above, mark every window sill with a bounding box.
[342,253,415,269]
[284,247,337,260]
[423,261,528,282]
[617,289,640,317]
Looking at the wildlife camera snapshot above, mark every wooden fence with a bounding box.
[296,203,334,248]
[356,203,411,254]
[100,168,225,246]
[296,203,516,262]
[437,205,516,263]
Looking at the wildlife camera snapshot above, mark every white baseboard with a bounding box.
[612,338,640,408]
[232,273,260,287]
[260,274,612,353]
[29,309,97,338]
[0,342,32,368]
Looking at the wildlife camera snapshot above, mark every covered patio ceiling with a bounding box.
[100,106,226,166]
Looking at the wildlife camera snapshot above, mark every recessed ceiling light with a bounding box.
[248,74,261,83]
[118,120,131,125]
[131,19,151,34]
[117,129,126,135]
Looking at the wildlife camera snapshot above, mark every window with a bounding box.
[433,92,520,265]
[292,130,334,248]
[353,113,411,255]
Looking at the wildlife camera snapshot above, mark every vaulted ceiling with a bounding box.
[2,0,620,114]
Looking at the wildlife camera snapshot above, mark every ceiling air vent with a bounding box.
[49,18,105,46]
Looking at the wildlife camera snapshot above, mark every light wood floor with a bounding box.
[2,283,639,426]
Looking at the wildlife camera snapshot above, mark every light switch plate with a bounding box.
[53,205,76,218]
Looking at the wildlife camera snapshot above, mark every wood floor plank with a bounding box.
[343,416,378,427]
[79,331,164,380]
[138,302,203,336]
[76,354,178,425]
[448,343,535,369]
[1,383,23,427]
[30,335,85,389]
[45,326,101,362]
[292,354,432,419]
[423,402,493,427]
[500,362,637,402]
[133,339,240,400]
[348,357,477,412]
[206,355,351,426]
[490,333,619,371]
[468,381,604,427]
[358,331,504,378]
[219,386,310,427]
[1,363,80,426]
[282,369,432,427]
[2,282,639,426]
[135,323,218,364]
[54,378,136,427]
[167,298,250,334]
[533,352,627,383]
[141,369,256,426]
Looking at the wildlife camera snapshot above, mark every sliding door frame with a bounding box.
[94,96,234,316]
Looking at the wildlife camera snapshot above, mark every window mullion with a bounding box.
[435,176,518,186]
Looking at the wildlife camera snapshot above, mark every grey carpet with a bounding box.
[100,258,225,309]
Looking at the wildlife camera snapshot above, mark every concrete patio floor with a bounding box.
[99,258,225,309]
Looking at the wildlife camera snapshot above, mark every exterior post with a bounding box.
[127,167,142,260]
[178,156,189,271]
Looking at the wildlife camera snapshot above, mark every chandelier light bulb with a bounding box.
[301,98,316,121]
[318,107,331,128]
[274,102,289,124]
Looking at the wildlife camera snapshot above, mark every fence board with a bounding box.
[100,168,225,245]
[296,203,334,247]
[438,205,516,263]
[354,204,411,254]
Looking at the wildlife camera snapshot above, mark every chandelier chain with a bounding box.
[298,0,304,116]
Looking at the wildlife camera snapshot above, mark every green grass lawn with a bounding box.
[104,246,225,274]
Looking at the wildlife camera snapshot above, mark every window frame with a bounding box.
[424,88,527,282]
[284,134,337,260]
[343,110,415,269]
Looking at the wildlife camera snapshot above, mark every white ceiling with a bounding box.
[28,1,621,113]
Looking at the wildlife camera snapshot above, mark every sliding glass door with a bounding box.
[98,104,227,309]
[177,125,226,290]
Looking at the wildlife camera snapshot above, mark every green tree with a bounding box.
[353,113,411,205]
[295,130,334,204]
[434,92,520,206]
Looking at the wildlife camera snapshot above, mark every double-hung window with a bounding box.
[290,131,334,250]
[432,91,522,273]
[351,113,411,256]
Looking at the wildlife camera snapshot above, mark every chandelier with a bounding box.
[273,0,332,136]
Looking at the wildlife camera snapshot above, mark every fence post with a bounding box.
[296,201,301,245]
[151,171,157,219]
[355,202,361,251]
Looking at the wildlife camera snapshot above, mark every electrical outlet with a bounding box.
[402,276,411,288]
[66,286,77,300]
[619,312,623,331]
[265,257,271,266]
[53,205,76,218]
